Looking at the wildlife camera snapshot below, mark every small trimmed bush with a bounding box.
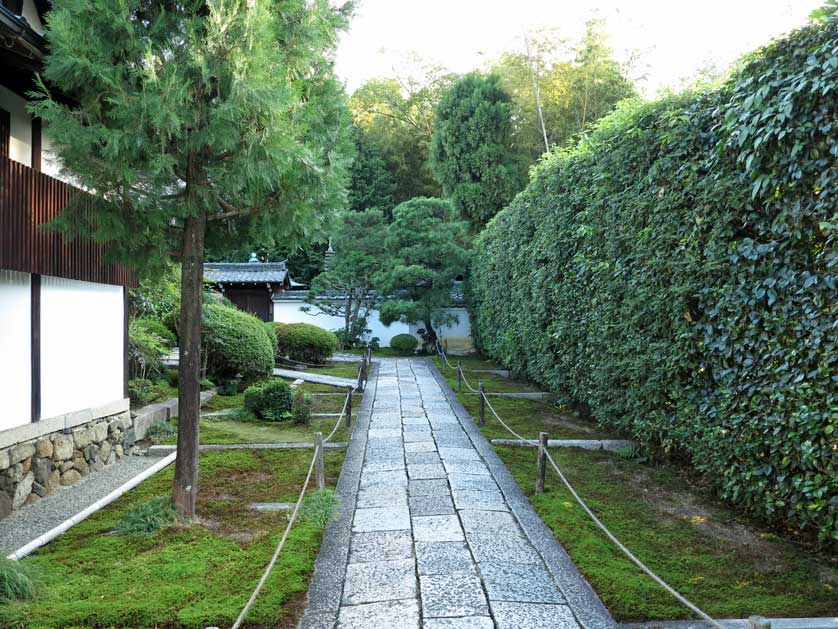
[114,496,176,536]
[203,304,275,384]
[134,318,176,348]
[145,420,176,444]
[0,557,37,603]
[291,391,313,425]
[275,323,337,364]
[128,378,156,407]
[244,379,293,421]
[390,334,418,355]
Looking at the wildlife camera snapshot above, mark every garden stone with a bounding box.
[72,454,90,476]
[4,462,24,482]
[24,492,40,507]
[92,422,109,443]
[45,470,60,495]
[31,480,47,497]
[53,434,74,461]
[32,457,52,484]
[60,460,74,473]
[8,442,35,465]
[124,429,136,448]
[109,417,125,433]
[20,456,31,474]
[89,457,104,473]
[115,444,124,458]
[35,438,53,458]
[99,441,112,463]
[0,491,11,519]
[420,572,489,617]
[0,449,8,470]
[12,472,34,509]
[84,444,100,462]
[490,602,579,629]
[106,450,116,465]
[61,469,82,486]
[73,427,94,449]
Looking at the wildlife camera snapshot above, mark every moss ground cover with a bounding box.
[434,356,838,620]
[0,449,344,629]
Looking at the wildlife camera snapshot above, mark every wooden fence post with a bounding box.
[536,432,549,494]
[314,432,325,490]
[457,361,462,391]
[345,386,352,427]
[357,363,365,392]
[478,383,485,426]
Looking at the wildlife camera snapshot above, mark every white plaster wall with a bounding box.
[40,277,124,418]
[409,307,474,353]
[20,0,44,33]
[0,86,32,167]
[273,300,411,347]
[0,271,32,431]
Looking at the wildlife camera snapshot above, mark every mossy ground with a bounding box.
[433,356,838,621]
[0,449,344,629]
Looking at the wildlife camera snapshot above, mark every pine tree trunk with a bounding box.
[173,212,206,518]
[424,315,437,348]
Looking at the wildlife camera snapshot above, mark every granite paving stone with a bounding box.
[466,531,543,564]
[452,489,509,511]
[412,514,465,542]
[408,478,448,495]
[491,601,580,629]
[404,441,437,452]
[408,493,455,516]
[356,488,407,508]
[480,561,566,604]
[336,599,420,628]
[342,558,417,604]
[415,541,476,575]
[447,474,500,492]
[460,509,518,533]
[405,451,442,465]
[353,506,410,532]
[423,618,494,629]
[349,530,414,563]
[420,572,489,617]
[443,460,491,476]
[407,463,447,479]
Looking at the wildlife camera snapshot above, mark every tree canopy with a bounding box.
[431,72,525,230]
[34,0,352,516]
[376,198,468,345]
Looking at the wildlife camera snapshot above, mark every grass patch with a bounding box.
[0,558,38,603]
[163,415,350,445]
[0,449,344,629]
[303,362,363,380]
[203,392,246,412]
[113,496,176,536]
[434,354,838,620]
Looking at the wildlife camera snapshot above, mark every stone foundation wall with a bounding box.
[0,411,135,520]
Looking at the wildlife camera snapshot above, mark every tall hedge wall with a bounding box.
[470,21,837,545]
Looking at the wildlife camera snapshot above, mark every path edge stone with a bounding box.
[298,362,378,629]
[426,359,616,629]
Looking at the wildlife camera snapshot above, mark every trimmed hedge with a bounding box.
[470,21,837,545]
[244,379,293,421]
[390,334,418,355]
[275,323,337,364]
[203,304,275,383]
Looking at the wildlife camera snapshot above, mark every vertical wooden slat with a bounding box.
[0,109,9,159]
[31,118,41,172]
[0,155,134,287]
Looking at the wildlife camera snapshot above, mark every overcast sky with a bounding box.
[335,0,821,96]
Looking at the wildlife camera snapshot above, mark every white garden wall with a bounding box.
[0,86,32,168]
[273,297,472,351]
[40,276,124,418]
[0,271,31,432]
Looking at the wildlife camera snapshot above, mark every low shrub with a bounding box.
[203,304,275,384]
[114,496,176,536]
[200,378,215,391]
[244,379,293,421]
[291,391,313,425]
[128,378,157,407]
[275,323,337,364]
[144,420,176,444]
[0,557,37,603]
[163,368,179,388]
[128,320,169,381]
[133,318,177,348]
[390,334,418,355]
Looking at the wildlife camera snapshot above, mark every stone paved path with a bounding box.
[300,358,614,629]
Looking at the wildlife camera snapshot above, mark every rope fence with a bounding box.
[433,341,725,629]
[231,372,361,629]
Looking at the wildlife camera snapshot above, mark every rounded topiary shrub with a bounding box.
[275,323,337,364]
[134,318,177,348]
[390,334,418,355]
[244,379,293,421]
[203,304,275,384]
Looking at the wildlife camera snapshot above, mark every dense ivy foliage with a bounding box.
[470,21,838,545]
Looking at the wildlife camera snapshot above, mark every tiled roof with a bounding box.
[204,261,288,284]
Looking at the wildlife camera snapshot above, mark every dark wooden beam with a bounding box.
[31,273,40,422]
[0,108,9,159]
[30,116,41,171]
[123,286,129,399]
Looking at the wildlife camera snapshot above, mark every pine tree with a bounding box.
[32,0,353,517]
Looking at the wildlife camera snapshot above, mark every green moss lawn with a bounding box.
[433,355,838,621]
[0,449,344,629]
